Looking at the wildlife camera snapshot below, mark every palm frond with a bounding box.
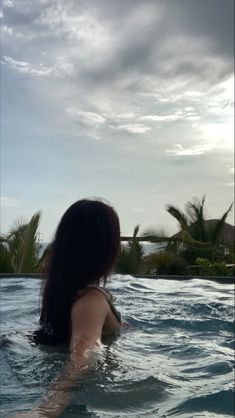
[7,223,27,272]
[133,225,140,240]
[210,203,234,245]
[116,225,144,274]
[166,205,191,234]
[185,195,207,241]
[18,211,41,273]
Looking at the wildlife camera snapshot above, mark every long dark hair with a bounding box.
[34,199,120,345]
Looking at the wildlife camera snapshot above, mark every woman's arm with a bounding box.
[13,290,109,418]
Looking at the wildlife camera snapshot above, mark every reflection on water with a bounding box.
[0,276,234,417]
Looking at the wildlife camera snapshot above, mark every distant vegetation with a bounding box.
[115,225,144,274]
[0,212,41,273]
[0,196,234,276]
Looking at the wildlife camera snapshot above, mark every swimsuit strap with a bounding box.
[85,285,122,324]
[86,285,114,302]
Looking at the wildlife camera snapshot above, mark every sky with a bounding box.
[0,0,234,242]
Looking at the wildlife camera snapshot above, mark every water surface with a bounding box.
[0,276,234,417]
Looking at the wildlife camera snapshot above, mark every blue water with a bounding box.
[0,276,234,417]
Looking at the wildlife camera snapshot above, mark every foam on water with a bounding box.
[0,276,234,417]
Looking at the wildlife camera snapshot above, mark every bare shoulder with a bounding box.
[70,288,110,351]
[71,287,109,318]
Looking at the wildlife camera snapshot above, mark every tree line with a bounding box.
[1,196,234,276]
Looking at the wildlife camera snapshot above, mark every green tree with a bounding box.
[115,225,144,274]
[144,196,233,263]
[195,258,230,276]
[0,212,41,273]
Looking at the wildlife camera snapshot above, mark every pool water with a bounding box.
[0,276,234,417]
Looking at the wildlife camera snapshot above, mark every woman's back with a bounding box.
[35,199,121,346]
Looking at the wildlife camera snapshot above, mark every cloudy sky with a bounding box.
[1,0,234,241]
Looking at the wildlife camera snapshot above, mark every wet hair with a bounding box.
[34,199,120,345]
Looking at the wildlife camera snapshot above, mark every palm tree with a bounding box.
[115,225,144,274]
[144,196,233,262]
[0,212,41,273]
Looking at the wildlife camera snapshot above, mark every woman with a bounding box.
[15,198,122,417]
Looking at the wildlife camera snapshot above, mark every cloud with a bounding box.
[201,120,234,150]
[140,108,202,123]
[185,115,200,121]
[110,112,136,121]
[110,124,151,134]
[2,1,233,92]
[1,25,13,35]
[165,144,212,156]
[1,0,234,236]
[2,0,14,8]
[66,108,106,127]
[37,2,112,55]
[2,55,53,76]
[2,55,74,77]
[140,112,183,122]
